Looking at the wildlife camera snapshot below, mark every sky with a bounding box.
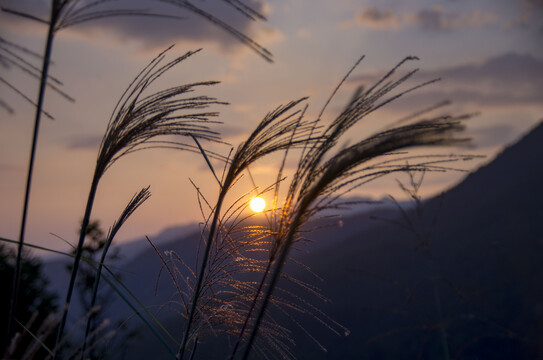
[1,0,542,255]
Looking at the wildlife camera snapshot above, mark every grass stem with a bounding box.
[54,174,99,358]
[8,2,57,343]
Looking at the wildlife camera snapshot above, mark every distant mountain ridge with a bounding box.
[293,120,543,358]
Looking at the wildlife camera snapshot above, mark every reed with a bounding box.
[240,56,474,359]
[53,46,226,356]
[80,187,151,358]
[145,55,476,359]
[2,3,479,358]
[3,0,270,344]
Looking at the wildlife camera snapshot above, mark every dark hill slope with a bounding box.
[293,122,543,359]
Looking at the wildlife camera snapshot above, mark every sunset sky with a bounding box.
[1,0,542,255]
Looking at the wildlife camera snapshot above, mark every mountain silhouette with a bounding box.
[290,120,543,359]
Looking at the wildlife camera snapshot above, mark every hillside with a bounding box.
[292,121,543,359]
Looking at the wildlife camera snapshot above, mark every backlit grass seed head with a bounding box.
[223,99,320,189]
[276,58,471,242]
[55,46,227,353]
[96,47,226,178]
[242,56,476,359]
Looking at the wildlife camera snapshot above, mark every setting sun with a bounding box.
[249,197,266,213]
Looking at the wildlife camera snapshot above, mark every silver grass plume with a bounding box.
[54,47,225,356]
[176,99,321,359]
[95,47,224,177]
[6,0,271,342]
[241,56,474,359]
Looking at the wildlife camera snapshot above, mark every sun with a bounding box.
[249,196,266,213]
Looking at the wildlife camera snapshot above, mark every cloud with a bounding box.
[522,0,543,8]
[341,6,496,32]
[253,26,284,44]
[420,53,543,88]
[355,7,400,30]
[215,124,246,138]
[66,134,102,150]
[469,124,517,148]
[339,7,399,30]
[350,53,543,108]
[506,0,543,29]
[405,6,497,31]
[0,0,272,55]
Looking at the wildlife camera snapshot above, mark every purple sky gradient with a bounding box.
[1,0,542,255]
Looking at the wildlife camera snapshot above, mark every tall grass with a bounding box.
[7,3,56,341]
[239,57,474,360]
[53,46,227,357]
[3,0,270,345]
[139,55,476,359]
[81,186,151,358]
[2,3,478,359]
[3,48,474,357]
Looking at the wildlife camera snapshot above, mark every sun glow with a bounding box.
[249,196,266,213]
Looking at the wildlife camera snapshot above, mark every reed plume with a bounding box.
[235,56,475,359]
[156,55,476,360]
[54,47,226,356]
[176,98,321,359]
[5,0,271,342]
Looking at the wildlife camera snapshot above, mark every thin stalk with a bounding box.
[80,228,112,360]
[191,134,222,187]
[228,257,273,360]
[433,282,450,360]
[8,2,57,342]
[188,337,199,360]
[93,262,177,357]
[81,186,151,359]
[54,173,100,358]
[241,205,306,360]
[231,111,303,360]
[430,257,450,360]
[177,178,231,359]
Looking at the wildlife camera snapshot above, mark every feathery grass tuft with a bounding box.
[6,0,272,343]
[238,56,475,359]
[54,47,226,357]
[150,56,477,360]
[95,47,226,176]
[176,98,321,359]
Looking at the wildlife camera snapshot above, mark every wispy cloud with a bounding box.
[469,124,517,148]
[419,53,543,88]
[296,28,311,39]
[0,163,22,172]
[520,0,543,9]
[506,0,543,30]
[340,5,497,32]
[350,53,543,108]
[65,134,102,150]
[215,125,247,138]
[350,7,400,30]
[405,6,497,31]
[253,26,284,45]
